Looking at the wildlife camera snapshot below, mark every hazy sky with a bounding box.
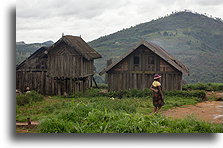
[16,0,223,43]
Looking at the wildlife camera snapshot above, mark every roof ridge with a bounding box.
[144,41,189,73]
[100,40,189,75]
[61,35,101,60]
[16,46,48,70]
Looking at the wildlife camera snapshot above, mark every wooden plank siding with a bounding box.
[106,72,182,91]
[17,57,95,95]
[47,42,94,78]
[16,70,93,95]
[106,45,183,91]
[16,36,101,95]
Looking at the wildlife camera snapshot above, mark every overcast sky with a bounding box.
[16,0,223,43]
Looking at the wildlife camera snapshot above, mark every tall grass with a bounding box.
[39,108,223,133]
[16,95,200,123]
[16,88,222,133]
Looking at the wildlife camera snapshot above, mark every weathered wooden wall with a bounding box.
[16,41,95,95]
[47,41,94,78]
[16,70,93,95]
[107,45,182,91]
[107,72,182,91]
[16,70,47,93]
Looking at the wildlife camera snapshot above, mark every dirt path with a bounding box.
[162,101,223,124]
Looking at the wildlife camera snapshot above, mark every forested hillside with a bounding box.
[16,41,54,65]
[16,11,223,83]
[89,11,223,83]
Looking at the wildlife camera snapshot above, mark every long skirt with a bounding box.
[153,93,164,107]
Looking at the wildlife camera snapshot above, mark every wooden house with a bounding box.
[16,35,101,95]
[100,40,189,91]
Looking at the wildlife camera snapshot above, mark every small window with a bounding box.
[148,56,155,64]
[133,55,139,65]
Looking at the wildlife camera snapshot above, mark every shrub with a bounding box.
[164,90,206,100]
[183,83,223,91]
[106,90,128,98]
[70,91,84,98]
[25,91,44,102]
[16,91,44,106]
[70,88,104,98]
[70,87,206,100]
[105,89,205,100]
[16,93,32,106]
[106,89,152,98]
[85,88,103,97]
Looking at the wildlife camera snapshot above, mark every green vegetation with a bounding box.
[16,41,53,65]
[39,111,222,133]
[16,88,222,133]
[16,91,44,106]
[183,83,223,91]
[88,11,223,83]
[71,88,206,101]
[16,11,223,83]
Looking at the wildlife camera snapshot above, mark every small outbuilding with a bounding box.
[16,35,102,95]
[100,40,189,91]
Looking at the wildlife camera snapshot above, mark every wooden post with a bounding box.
[92,76,98,89]
[27,117,31,125]
[105,59,112,83]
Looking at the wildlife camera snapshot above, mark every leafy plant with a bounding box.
[183,83,223,91]
[16,94,32,106]
[16,87,222,133]
[39,110,223,133]
[16,91,44,106]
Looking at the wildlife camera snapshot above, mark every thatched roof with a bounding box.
[100,40,189,75]
[48,35,101,60]
[16,35,102,70]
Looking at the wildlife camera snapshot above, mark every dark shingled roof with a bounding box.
[100,40,189,75]
[49,35,102,60]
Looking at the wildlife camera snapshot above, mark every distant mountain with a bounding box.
[16,11,223,83]
[16,40,54,65]
[42,40,54,46]
[16,41,26,45]
[88,11,223,83]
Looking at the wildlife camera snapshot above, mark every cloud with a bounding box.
[17,0,128,19]
[16,0,223,43]
[191,0,222,6]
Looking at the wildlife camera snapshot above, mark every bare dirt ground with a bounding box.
[16,121,39,133]
[162,101,223,123]
[206,91,223,100]
[162,92,223,124]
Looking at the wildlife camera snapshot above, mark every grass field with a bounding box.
[16,90,223,133]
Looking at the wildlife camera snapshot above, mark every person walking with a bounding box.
[150,74,165,113]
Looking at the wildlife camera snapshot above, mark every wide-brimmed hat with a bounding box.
[154,74,161,79]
